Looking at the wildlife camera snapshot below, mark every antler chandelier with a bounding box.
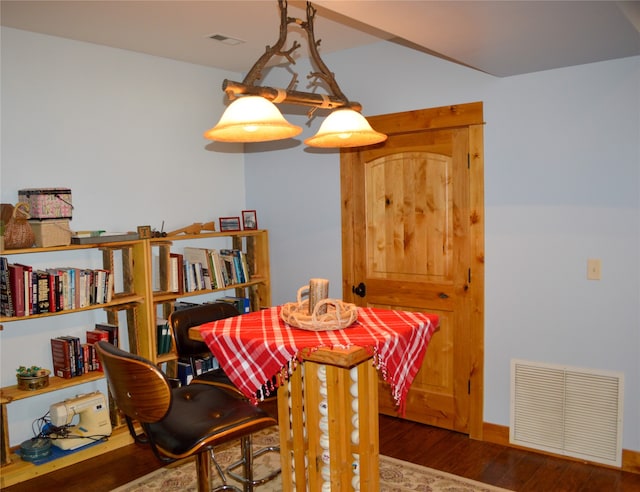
[203,0,387,148]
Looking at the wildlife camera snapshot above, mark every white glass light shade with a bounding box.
[304,109,387,148]
[204,96,302,142]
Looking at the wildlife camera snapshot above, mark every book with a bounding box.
[218,250,236,285]
[8,264,25,317]
[174,300,199,311]
[95,322,119,347]
[46,270,57,312]
[50,337,73,379]
[81,343,92,372]
[46,269,63,312]
[218,296,251,314]
[93,269,108,304]
[36,270,50,313]
[14,264,34,315]
[177,361,193,386]
[64,267,79,310]
[169,253,184,293]
[0,257,14,316]
[59,335,83,376]
[59,267,74,310]
[70,232,139,244]
[183,247,212,290]
[86,329,110,371]
[105,270,113,303]
[156,318,171,355]
[207,250,219,289]
[231,250,245,283]
[78,269,90,308]
[209,249,226,288]
[239,250,251,282]
[192,355,218,374]
[182,257,194,292]
[29,267,39,314]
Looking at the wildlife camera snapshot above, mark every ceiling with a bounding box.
[1,1,639,78]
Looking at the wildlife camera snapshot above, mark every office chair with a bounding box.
[168,302,280,487]
[95,341,277,492]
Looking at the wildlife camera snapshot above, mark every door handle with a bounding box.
[352,282,366,298]
[438,292,449,299]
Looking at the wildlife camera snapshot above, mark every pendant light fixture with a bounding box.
[203,96,302,142]
[303,108,386,148]
[204,0,387,148]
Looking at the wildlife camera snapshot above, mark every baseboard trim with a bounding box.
[482,422,640,474]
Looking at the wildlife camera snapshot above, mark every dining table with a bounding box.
[189,305,439,491]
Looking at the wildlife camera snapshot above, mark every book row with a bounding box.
[176,357,219,386]
[164,247,251,294]
[50,323,119,379]
[156,318,172,355]
[156,297,250,356]
[0,257,113,318]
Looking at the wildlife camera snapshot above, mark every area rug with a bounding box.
[113,428,512,492]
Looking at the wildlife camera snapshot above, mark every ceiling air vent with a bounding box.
[208,34,244,46]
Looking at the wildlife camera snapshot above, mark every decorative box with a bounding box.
[17,370,51,391]
[28,219,72,247]
[18,188,73,220]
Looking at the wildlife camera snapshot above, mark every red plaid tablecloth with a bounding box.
[198,306,439,415]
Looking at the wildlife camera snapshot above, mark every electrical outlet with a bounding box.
[587,258,601,280]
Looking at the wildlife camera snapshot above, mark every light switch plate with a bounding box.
[587,258,601,280]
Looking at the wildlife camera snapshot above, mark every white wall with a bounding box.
[0,27,247,445]
[2,28,639,454]
[247,42,640,452]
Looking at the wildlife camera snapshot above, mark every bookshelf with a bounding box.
[146,229,271,368]
[0,230,270,486]
[0,239,150,487]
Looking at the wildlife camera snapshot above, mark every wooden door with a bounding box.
[341,103,485,438]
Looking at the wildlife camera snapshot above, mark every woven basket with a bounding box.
[281,298,358,331]
[4,202,35,249]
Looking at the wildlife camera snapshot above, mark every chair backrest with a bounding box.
[95,341,172,424]
[169,302,240,358]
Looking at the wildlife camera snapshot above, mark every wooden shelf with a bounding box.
[1,230,271,484]
[1,239,150,477]
[146,230,271,366]
[0,238,141,256]
[1,372,106,404]
[0,426,133,488]
[156,352,177,365]
[0,294,144,324]
[152,277,267,303]
[149,230,266,244]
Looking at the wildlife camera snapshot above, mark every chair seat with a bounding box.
[148,383,275,458]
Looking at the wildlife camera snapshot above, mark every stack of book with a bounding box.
[176,356,219,386]
[173,247,250,294]
[156,318,172,355]
[216,296,251,314]
[50,322,118,378]
[1,257,113,317]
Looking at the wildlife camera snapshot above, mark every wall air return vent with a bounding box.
[510,359,623,467]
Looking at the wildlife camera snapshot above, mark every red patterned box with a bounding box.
[18,188,72,220]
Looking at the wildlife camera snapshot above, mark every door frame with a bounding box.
[340,102,485,439]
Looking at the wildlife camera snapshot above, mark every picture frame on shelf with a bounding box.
[219,216,241,232]
[137,225,152,239]
[242,210,258,230]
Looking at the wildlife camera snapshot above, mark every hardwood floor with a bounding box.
[378,416,640,492]
[5,413,640,491]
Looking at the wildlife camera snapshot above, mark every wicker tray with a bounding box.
[281,298,358,331]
